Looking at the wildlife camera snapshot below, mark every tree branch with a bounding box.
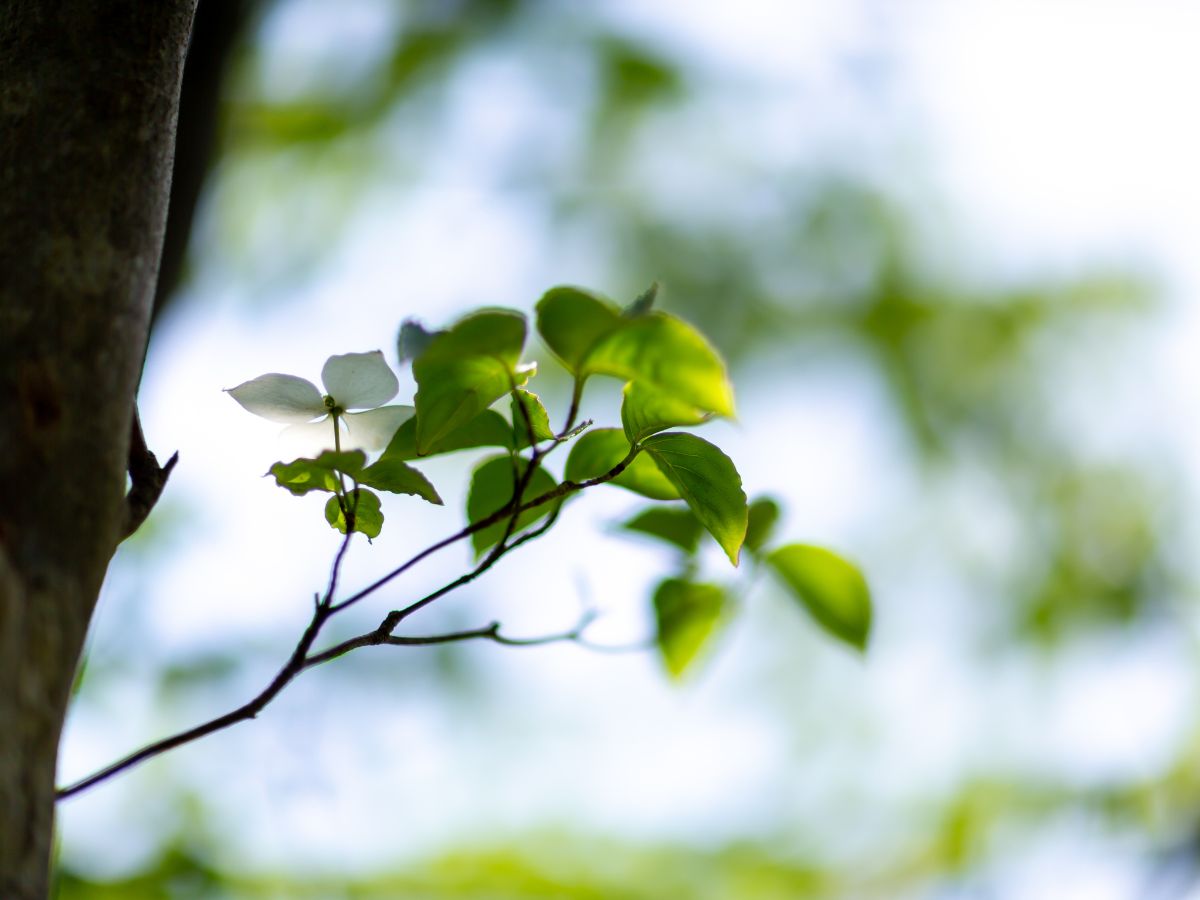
[122,406,179,541]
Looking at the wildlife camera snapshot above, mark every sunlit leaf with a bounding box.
[267,450,366,496]
[511,389,556,446]
[535,286,622,373]
[653,578,727,679]
[641,433,747,566]
[466,455,560,556]
[621,380,709,444]
[744,496,782,556]
[582,313,734,417]
[358,458,442,505]
[379,410,513,461]
[621,506,704,555]
[766,544,871,651]
[564,428,679,500]
[325,488,383,538]
[412,309,530,453]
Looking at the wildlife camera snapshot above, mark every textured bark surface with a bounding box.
[0,2,195,897]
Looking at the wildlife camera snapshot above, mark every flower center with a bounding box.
[322,395,345,417]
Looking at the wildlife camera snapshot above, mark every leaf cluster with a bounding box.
[264,284,872,676]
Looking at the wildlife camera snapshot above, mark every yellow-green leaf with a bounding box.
[766,544,871,651]
[582,313,734,417]
[642,432,747,566]
[653,578,727,679]
[535,286,622,373]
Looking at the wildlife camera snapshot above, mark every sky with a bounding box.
[57,2,1200,896]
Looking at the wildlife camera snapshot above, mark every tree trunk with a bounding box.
[0,3,195,897]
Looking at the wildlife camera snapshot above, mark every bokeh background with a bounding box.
[54,1,1200,897]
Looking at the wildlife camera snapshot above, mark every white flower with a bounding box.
[227,351,413,456]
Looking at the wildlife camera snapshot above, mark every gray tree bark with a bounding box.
[0,3,195,897]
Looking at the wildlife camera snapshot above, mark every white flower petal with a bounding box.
[226,374,325,423]
[321,351,399,410]
[278,416,338,458]
[342,405,415,451]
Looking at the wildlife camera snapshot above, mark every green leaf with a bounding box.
[766,544,872,651]
[267,450,366,496]
[324,488,383,538]
[581,313,734,417]
[642,433,747,566]
[624,282,658,318]
[358,458,442,505]
[621,380,709,444]
[744,496,782,556]
[511,389,556,446]
[653,578,727,679]
[379,410,513,460]
[621,506,704,555]
[564,428,679,500]
[412,309,530,453]
[466,455,560,556]
[535,286,622,373]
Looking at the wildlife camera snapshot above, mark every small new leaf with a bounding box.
[624,282,658,317]
[653,578,727,679]
[511,389,556,446]
[564,429,679,500]
[766,544,871,651]
[325,488,383,538]
[642,433,747,566]
[466,455,560,556]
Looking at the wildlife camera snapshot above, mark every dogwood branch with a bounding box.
[57,444,640,801]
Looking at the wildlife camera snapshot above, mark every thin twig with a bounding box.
[58,444,637,801]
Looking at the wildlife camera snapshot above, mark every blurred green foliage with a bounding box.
[71,0,1195,895]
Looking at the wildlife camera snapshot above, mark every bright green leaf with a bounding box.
[358,458,442,505]
[412,309,530,453]
[511,389,556,446]
[535,286,622,373]
[466,455,560,556]
[766,544,872,651]
[621,380,709,444]
[744,496,782,556]
[642,432,747,566]
[324,488,383,538]
[267,450,366,496]
[581,313,735,417]
[653,578,727,679]
[564,428,679,500]
[621,506,704,555]
[379,410,513,461]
